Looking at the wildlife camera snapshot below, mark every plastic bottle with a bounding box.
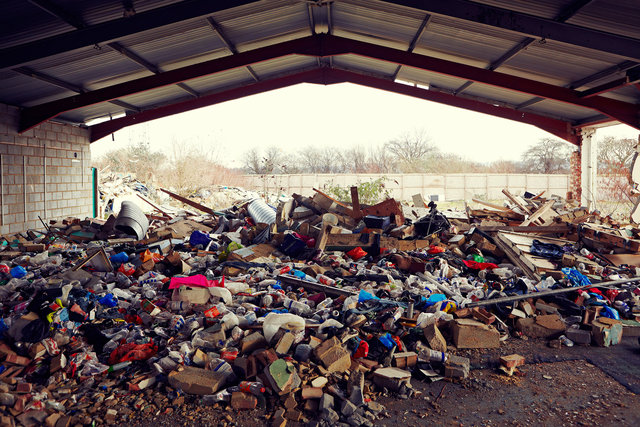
[418,347,447,363]
[558,335,574,347]
[209,358,236,382]
[170,315,185,331]
[168,301,192,312]
[316,274,336,286]
[383,307,404,330]
[202,390,231,404]
[231,381,265,395]
[316,297,334,311]
[282,298,311,316]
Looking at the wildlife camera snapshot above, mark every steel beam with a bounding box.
[106,42,199,97]
[89,68,329,142]
[381,0,640,61]
[89,67,578,145]
[12,67,140,113]
[26,1,201,100]
[519,61,640,109]
[21,34,640,133]
[26,1,199,100]
[454,0,594,95]
[0,0,259,70]
[330,69,579,145]
[206,17,259,82]
[391,14,432,81]
[19,36,324,132]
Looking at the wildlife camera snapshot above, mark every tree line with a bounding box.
[243,132,636,176]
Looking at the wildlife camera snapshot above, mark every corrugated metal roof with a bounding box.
[0,72,74,107]
[0,1,71,49]
[249,55,318,80]
[333,54,399,76]
[333,1,424,48]
[566,0,640,39]
[120,22,226,70]
[500,40,625,86]
[471,0,572,19]
[118,85,192,109]
[0,0,637,134]
[219,1,310,51]
[182,68,255,93]
[521,99,599,121]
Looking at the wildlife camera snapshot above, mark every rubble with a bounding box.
[0,183,639,425]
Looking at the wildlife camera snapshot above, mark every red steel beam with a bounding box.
[330,69,579,145]
[22,34,640,133]
[89,67,578,145]
[328,37,640,130]
[20,37,331,133]
[89,68,331,142]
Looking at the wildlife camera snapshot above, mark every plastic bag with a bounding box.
[262,313,305,342]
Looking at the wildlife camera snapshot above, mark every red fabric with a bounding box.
[347,247,367,260]
[108,341,158,364]
[463,260,498,270]
[427,245,445,254]
[352,340,369,359]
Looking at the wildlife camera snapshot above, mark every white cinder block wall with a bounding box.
[0,103,92,234]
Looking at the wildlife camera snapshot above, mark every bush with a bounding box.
[324,177,391,205]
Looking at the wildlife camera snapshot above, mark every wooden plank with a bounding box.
[502,189,532,215]
[312,188,352,210]
[350,186,361,218]
[520,199,555,226]
[413,194,427,208]
[159,188,217,216]
[603,253,640,267]
[472,198,510,211]
[136,193,173,219]
[476,225,571,234]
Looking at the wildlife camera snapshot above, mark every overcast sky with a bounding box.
[91,82,639,169]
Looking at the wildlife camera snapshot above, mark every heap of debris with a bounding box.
[0,185,638,426]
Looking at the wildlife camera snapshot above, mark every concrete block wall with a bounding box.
[0,103,92,234]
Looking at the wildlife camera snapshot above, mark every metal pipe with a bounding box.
[0,154,3,226]
[465,276,640,308]
[276,274,357,298]
[43,144,46,219]
[23,156,27,223]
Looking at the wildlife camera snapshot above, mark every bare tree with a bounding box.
[598,136,636,171]
[298,147,322,173]
[243,147,263,174]
[384,128,436,172]
[521,138,570,173]
[367,144,397,173]
[344,145,368,173]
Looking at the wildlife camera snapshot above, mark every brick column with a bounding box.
[568,149,581,201]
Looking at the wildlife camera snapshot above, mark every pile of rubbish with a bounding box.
[0,185,639,426]
[99,170,276,216]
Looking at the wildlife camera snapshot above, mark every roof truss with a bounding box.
[19,34,640,133]
[381,0,640,62]
[89,67,579,144]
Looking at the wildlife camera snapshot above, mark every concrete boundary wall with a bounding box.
[0,103,92,234]
[243,173,571,201]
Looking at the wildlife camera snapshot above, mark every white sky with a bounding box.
[91,82,639,169]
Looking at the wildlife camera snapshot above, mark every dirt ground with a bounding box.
[122,336,640,427]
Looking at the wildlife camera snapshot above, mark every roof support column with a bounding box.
[579,128,597,210]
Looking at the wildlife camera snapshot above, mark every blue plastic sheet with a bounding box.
[561,267,591,287]
[378,332,396,349]
[358,289,379,303]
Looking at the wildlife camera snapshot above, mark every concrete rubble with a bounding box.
[0,184,639,426]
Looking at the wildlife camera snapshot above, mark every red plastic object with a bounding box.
[347,247,367,261]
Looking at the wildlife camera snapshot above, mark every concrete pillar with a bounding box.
[580,128,597,209]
